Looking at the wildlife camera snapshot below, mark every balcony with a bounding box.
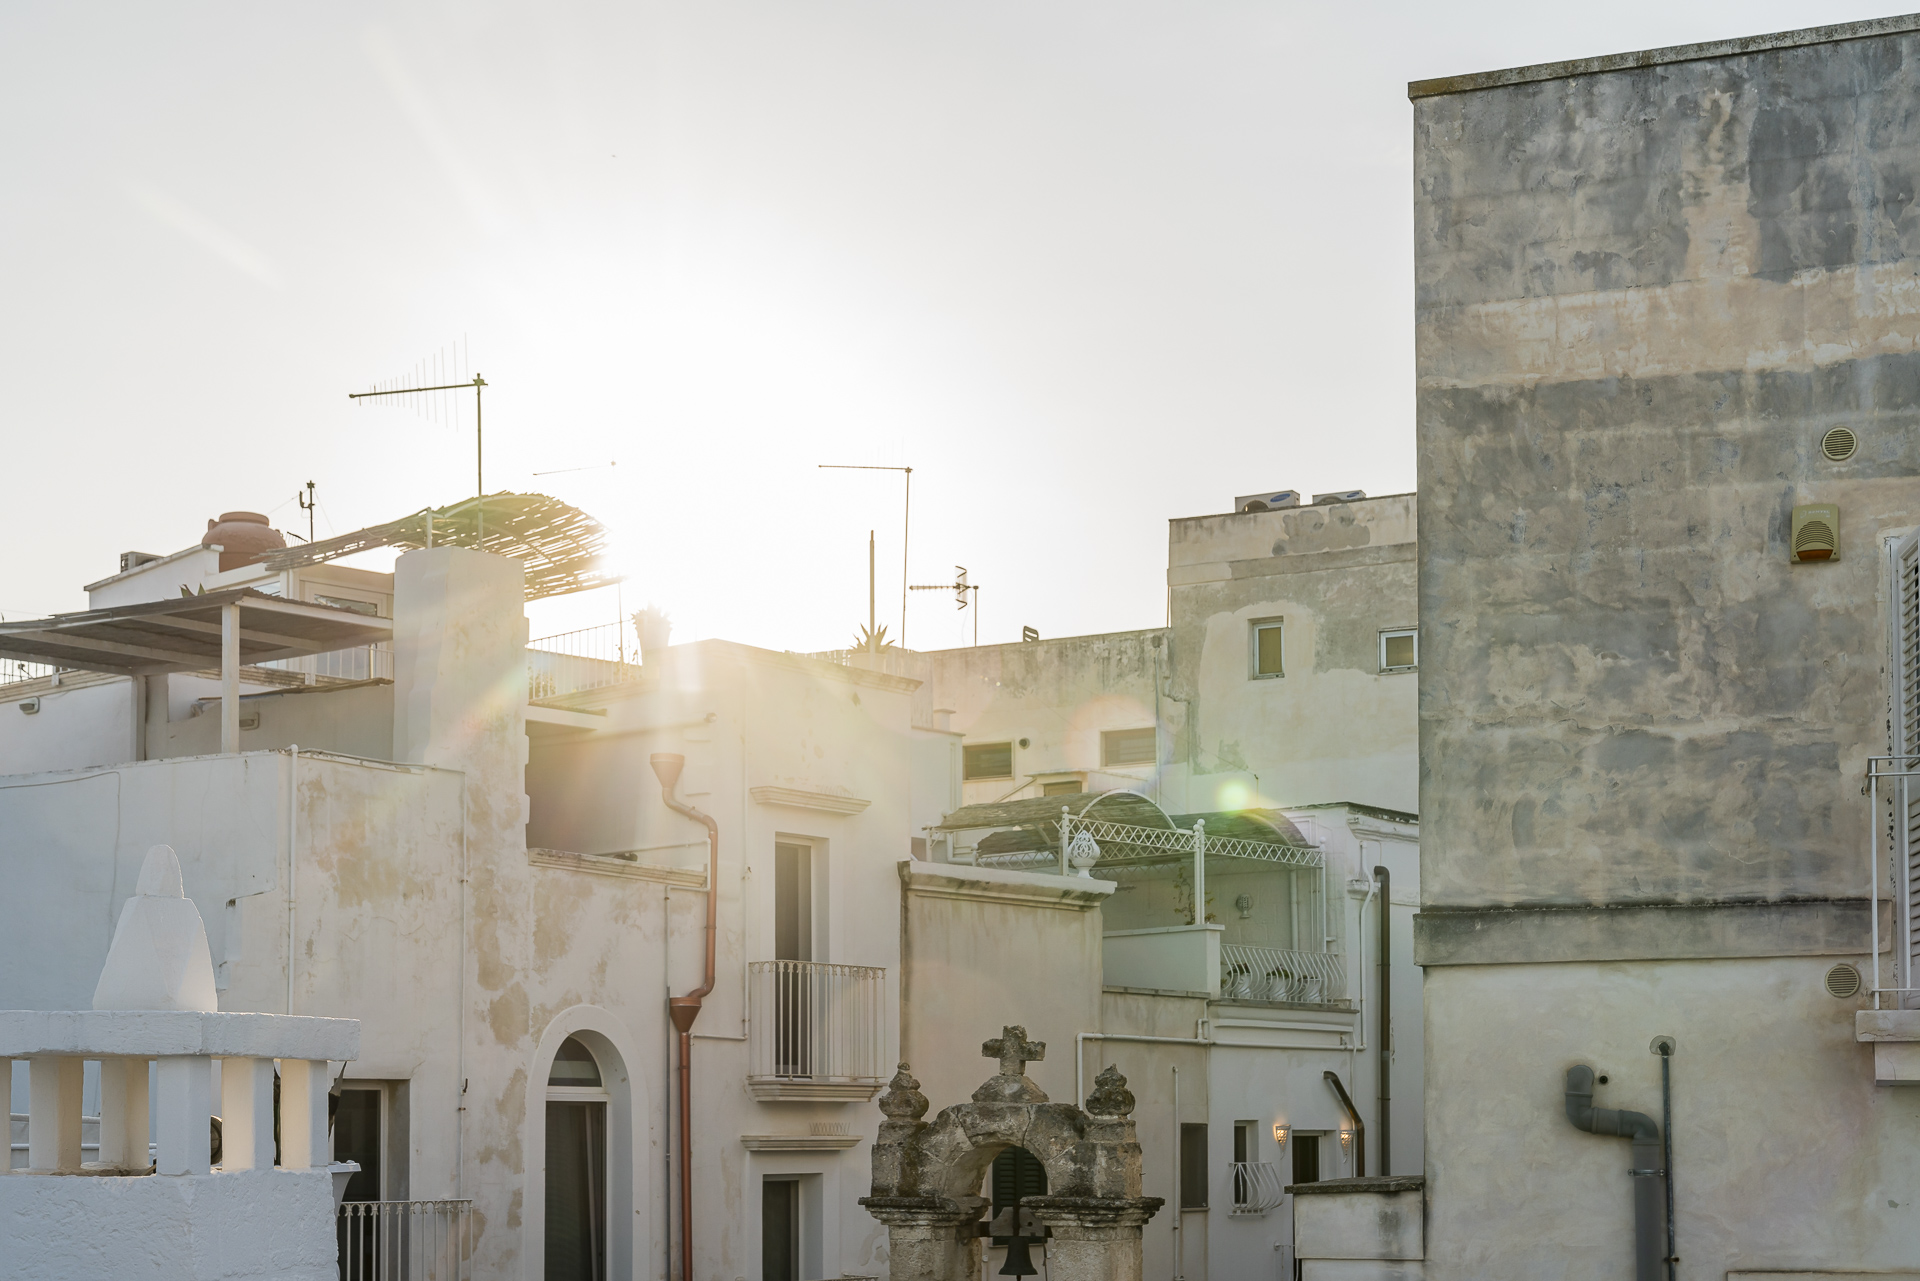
[1230,1161,1287,1214]
[527,622,642,702]
[338,1199,474,1280]
[747,961,888,1101]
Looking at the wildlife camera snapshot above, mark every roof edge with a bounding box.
[1409,12,1920,100]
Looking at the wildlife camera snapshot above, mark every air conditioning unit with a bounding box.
[1234,490,1301,513]
[1314,490,1366,504]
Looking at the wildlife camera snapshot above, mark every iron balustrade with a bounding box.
[336,1199,473,1281]
[747,961,887,1085]
[1228,1161,1287,1214]
[527,622,642,701]
[1221,943,1346,1003]
[1868,755,1920,1007]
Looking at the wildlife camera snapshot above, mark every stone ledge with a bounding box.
[0,1010,359,1061]
[740,1133,864,1151]
[1289,1176,1425,1197]
[1414,900,1878,967]
[750,785,871,815]
[901,860,1116,912]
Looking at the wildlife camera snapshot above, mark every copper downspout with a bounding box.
[651,753,718,1281]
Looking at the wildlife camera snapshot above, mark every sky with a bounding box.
[1,1,1908,652]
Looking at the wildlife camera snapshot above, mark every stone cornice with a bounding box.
[750,785,871,815]
[899,860,1115,912]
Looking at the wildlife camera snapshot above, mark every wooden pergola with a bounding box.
[0,588,392,754]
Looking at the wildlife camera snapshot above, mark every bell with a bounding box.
[997,1232,1038,1278]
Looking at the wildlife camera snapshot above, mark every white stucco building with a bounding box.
[0,490,1421,1280]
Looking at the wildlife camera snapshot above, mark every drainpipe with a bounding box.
[1322,1070,1364,1178]
[1373,864,1390,1177]
[651,753,718,1281]
[1564,1065,1664,1281]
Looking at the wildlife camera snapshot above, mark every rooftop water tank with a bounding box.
[201,511,287,572]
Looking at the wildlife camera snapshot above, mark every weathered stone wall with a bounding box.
[1414,18,1920,1281]
[1416,29,1920,920]
[1168,495,1417,814]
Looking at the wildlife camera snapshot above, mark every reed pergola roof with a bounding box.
[255,492,618,600]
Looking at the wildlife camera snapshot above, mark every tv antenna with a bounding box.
[911,566,978,647]
[297,481,317,543]
[349,345,490,535]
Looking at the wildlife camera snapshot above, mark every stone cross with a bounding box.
[982,1026,1045,1077]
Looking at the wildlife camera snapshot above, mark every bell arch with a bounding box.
[861,1025,1162,1281]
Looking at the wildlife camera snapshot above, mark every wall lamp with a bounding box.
[1273,1122,1290,1150]
[1338,1128,1355,1159]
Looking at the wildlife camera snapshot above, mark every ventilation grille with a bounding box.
[1822,427,1858,461]
[1794,520,1837,557]
[1825,962,1862,998]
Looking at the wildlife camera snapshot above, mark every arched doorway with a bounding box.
[545,1036,608,1281]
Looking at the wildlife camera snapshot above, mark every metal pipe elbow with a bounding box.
[1565,1065,1659,1140]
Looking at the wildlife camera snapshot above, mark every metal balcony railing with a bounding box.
[337,1199,473,1281]
[267,645,394,684]
[1229,1161,1286,1214]
[747,961,887,1095]
[1221,943,1346,1004]
[528,622,643,701]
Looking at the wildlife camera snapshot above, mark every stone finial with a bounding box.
[92,845,218,1013]
[972,1025,1048,1103]
[1085,1065,1136,1117]
[877,1062,929,1124]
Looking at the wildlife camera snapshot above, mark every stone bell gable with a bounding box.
[861,1025,1162,1281]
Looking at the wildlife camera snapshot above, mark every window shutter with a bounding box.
[1891,531,1920,1001]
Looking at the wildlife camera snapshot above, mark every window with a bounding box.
[314,593,380,617]
[1379,627,1417,673]
[963,741,1013,780]
[1179,1122,1208,1208]
[1291,1132,1320,1187]
[1250,620,1284,679]
[774,843,813,963]
[1101,727,1157,767]
[1232,1120,1256,1207]
[546,1037,608,1281]
[990,1146,1047,1244]
[1042,780,1082,797]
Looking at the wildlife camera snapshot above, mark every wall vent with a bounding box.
[1825,962,1862,998]
[1790,503,1839,563]
[1821,427,1857,461]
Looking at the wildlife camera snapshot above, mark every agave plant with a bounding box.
[852,622,895,654]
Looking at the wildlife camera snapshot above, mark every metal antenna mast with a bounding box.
[297,481,317,544]
[349,373,489,536]
[820,464,912,647]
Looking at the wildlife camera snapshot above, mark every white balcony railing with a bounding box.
[267,645,394,684]
[337,1199,473,1281]
[1230,1161,1287,1214]
[528,622,642,701]
[747,961,888,1100]
[1221,943,1346,1004]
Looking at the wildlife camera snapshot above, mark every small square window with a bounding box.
[963,742,1013,780]
[1101,727,1157,767]
[1250,619,1284,679]
[1379,628,1417,673]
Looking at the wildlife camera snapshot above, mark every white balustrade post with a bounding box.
[97,1057,151,1170]
[1192,820,1206,926]
[220,1057,277,1170]
[155,1056,213,1175]
[27,1056,84,1172]
[279,1058,332,1168]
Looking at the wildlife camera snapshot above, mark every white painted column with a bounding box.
[279,1058,331,1168]
[155,1056,212,1175]
[97,1057,151,1170]
[219,1057,277,1170]
[221,601,241,754]
[27,1056,83,1172]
